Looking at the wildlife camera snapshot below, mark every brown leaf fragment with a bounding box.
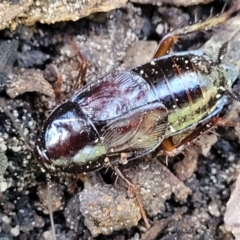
[224,171,240,239]
[6,68,54,98]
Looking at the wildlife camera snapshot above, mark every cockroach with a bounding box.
[34,1,240,233]
[35,7,240,174]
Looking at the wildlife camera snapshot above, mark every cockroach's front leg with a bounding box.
[44,38,88,102]
[43,64,62,102]
[69,38,88,89]
[153,2,239,59]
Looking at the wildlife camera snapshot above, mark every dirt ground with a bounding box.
[0,1,240,240]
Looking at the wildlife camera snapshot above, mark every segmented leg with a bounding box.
[43,64,63,102]
[68,38,88,89]
[53,71,62,102]
[155,116,234,157]
[113,166,151,229]
[153,1,240,59]
[46,38,88,101]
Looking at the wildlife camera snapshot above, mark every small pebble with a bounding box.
[0,180,8,192]
[2,215,11,224]
[10,225,20,237]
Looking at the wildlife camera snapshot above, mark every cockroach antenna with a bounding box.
[209,6,214,18]
[194,11,198,24]
[165,155,169,166]
[227,89,240,101]
[46,174,57,240]
[113,171,120,185]
[221,2,228,14]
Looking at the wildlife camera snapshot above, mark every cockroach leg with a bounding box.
[216,42,228,64]
[227,89,240,101]
[156,117,220,156]
[52,70,62,103]
[215,118,238,128]
[67,180,79,195]
[157,116,238,157]
[157,138,176,156]
[68,38,88,89]
[175,117,220,148]
[43,64,63,102]
[113,166,151,229]
[153,1,240,59]
[75,50,88,89]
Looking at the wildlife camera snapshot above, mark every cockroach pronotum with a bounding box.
[32,1,240,236]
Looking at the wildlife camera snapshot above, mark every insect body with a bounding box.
[35,44,238,173]
[35,4,240,174]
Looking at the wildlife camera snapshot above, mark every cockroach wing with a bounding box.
[72,70,158,121]
[101,102,168,158]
